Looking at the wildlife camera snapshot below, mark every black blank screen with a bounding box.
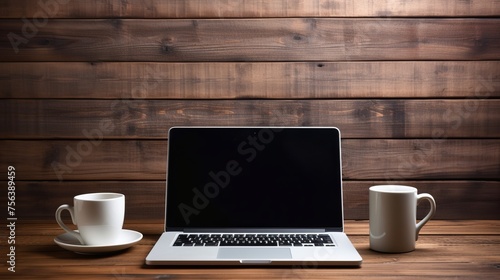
[166,127,343,230]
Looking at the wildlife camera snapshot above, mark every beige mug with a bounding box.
[55,193,125,245]
[369,185,436,253]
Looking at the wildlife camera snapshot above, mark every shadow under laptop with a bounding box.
[141,263,362,269]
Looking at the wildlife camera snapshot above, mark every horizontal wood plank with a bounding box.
[16,220,500,236]
[2,99,500,139]
[14,236,500,265]
[1,62,498,99]
[1,139,498,181]
[8,181,500,220]
[344,139,500,181]
[1,0,499,18]
[1,19,499,61]
[9,221,500,279]
[10,258,500,279]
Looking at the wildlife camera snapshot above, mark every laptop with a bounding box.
[145,127,362,266]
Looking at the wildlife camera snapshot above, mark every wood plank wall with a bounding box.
[1,0,499,221]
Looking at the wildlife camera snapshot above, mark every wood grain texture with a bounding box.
[1,0,498,227]
[8,221,500,279]
[2,99,499,139]
[1,19,499,61]
[17,220,500,235]
[1,139,498,181]
[10,181,500,220]
[1,62,498,99]
[343,139,500,181]
[1,0,499,18]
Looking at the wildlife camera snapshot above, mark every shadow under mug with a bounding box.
[369,185,436,253]
[55,193,125,245]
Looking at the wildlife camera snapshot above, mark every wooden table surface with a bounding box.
[6,220,500,279]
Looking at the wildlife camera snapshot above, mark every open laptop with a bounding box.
[145,127,362,266]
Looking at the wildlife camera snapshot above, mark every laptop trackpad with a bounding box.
[217,248,292,260]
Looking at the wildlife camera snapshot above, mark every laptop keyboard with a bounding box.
[173,233,335,247]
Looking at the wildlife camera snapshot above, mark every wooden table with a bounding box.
[7,220,500,279]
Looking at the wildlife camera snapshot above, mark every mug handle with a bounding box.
[55,204,85,245]
[415,193,437,241]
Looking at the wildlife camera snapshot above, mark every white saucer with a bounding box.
[54,229,143,254]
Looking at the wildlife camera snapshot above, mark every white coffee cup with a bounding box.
[55,193,125,246]
[369,185,436,253]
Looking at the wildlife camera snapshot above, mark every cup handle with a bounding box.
[55,204,85,245]
[415,193,437,241]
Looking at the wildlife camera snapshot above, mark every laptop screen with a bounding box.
[165,127,344,231]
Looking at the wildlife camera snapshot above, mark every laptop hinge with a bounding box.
[170,228,337,233]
